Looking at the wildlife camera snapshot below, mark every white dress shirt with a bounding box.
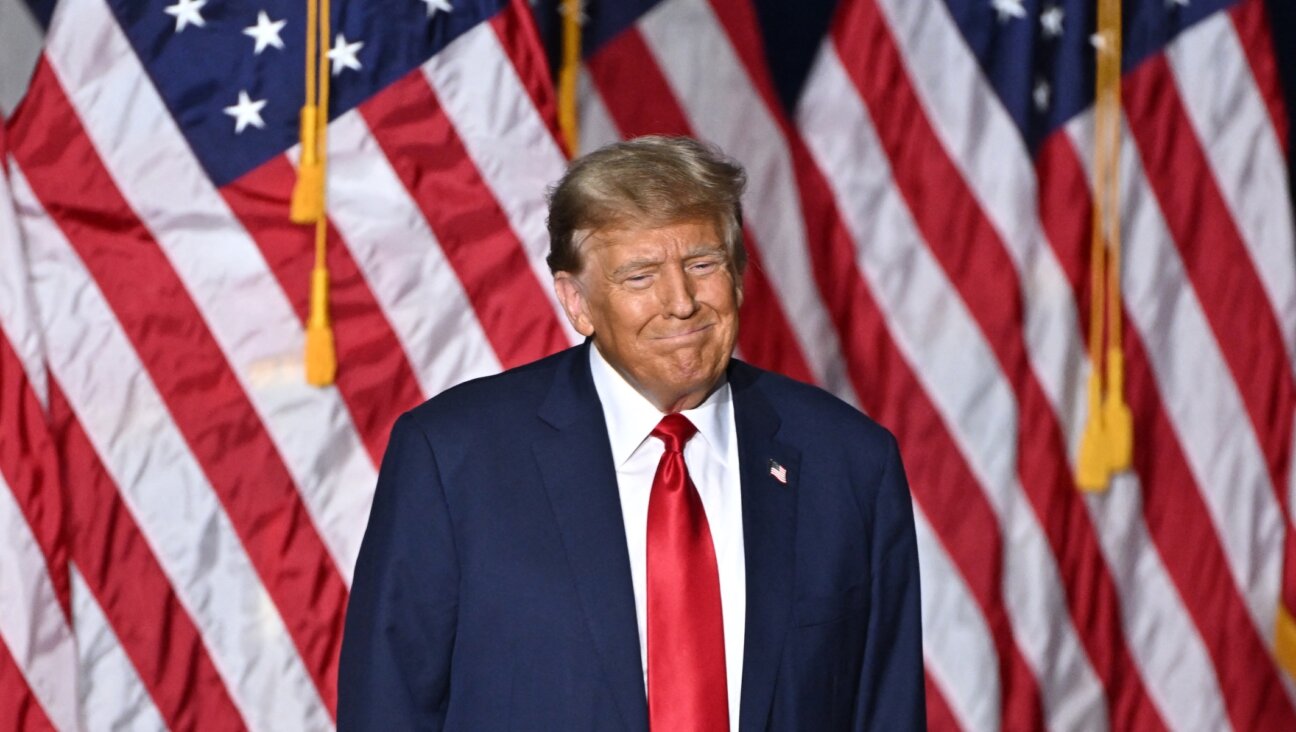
[589,345,746,731]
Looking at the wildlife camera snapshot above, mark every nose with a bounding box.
[658,263,699,319]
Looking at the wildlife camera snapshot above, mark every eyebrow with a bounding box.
[610,247,727,278]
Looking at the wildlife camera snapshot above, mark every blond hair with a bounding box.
[546,135,747,275]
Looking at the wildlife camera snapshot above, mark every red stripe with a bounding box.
[10,59,346,715]
[358,69,569,370]
[222,156,425,466]
[588,18,1043,727]
[923,671,964,732]
[1124,54,1296,625]
[1229,0,1290,153]
[490,0,568,157]
[0,639,57,732]
[1037,130,1296,731]
[48,382,246,731]
[832,2,1168,729]
[0,332,70,618]
[585,30,817,385]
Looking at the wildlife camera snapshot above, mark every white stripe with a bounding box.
[635,0,858,406]
[1165,12,1296,365]
[576,68,621,155]
[913,506,1000,732]
[0,153,47,408]
[45,0,376,584]
[875,0,1232,726]
[1086,470,1232,731]
[422,22,581,346]
[322,113,504,398]
[0,471,80,732]
[799,46,1107,732]
[1067,113,1286,651]
[70,565,164,732]
[10,163,331,732]
[873,0,1090,468]
[0,0,42,117]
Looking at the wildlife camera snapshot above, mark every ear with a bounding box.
[554,272,595,337]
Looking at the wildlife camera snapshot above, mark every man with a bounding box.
[338,136,925,730]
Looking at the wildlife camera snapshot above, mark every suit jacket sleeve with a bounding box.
[854,433,926,730]
[338,413,459,731]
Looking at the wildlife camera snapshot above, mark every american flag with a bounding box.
[2,0,1295,728]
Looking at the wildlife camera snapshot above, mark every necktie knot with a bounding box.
[652,413,698,454]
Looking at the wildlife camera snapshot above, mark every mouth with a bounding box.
[652,323,715,342]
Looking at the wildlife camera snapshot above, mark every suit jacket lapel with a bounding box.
[533,343,648,732]
[731,362,799,731]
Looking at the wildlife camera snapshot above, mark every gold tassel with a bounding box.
[305,242,336,386]
[1277,602,1296,680]
[1077,370,1110,491]
[1077,0,1128,490]
[557,0,581,156]
[290,105,324,223]
[296,0,336,386]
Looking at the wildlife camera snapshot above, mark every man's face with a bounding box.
[554,219,742,413]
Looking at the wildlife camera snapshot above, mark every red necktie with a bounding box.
[646,414,729,732]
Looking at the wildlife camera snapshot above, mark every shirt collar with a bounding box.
[589,343,733,468]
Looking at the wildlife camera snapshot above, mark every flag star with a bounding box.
[223,90,267,134]
[1040,5,1064,38]
[1166,0,1190,6]
[1033,78,1051,112]
[164,0,206,32]
[243,11,287,54]
[327,34,364,76]
[991,0,1027,23]
[422,0,453,16]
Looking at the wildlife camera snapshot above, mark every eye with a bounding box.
[624,273,653,288]
[689,260,721,274]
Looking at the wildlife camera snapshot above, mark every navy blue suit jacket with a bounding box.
[338,342,925,730]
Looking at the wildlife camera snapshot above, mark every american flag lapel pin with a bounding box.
[768,459,788,485]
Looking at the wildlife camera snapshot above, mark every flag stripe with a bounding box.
[1229,0,1290,152]
[877,1,1233,726]
[1038,130,1261,728]
[0,306,68,621]
[0,468,76,732]
[1124,54,1296,632]
[221,155,425,469]
[1036,78,1236,732]
[1050,124,1296,730]
[800,42,1108,731]
[69,565,168,732]
[923,669,963,732]
[421,19,580,347]
[583,28,818,385]
[793,52,1051,731]
[9,61,343,720]
[358,69,570,369]
[1163,13,1296,382]
[829,3,1171,728]
[321,110,507,398]
[11,156,324,731]
[40,0,378,595]
[49,384,247,732]
[914,507,1000,732]
[490,0,568,156]
[0,639,56,732]
[575,69,622,154]
[637,0,859,404]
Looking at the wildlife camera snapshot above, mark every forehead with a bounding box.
[583,220,725,260]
